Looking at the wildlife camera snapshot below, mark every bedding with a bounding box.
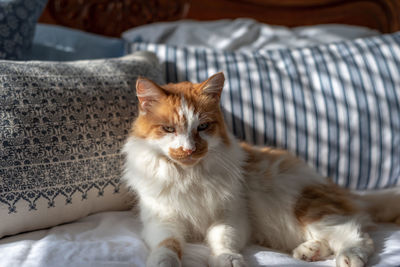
[122,19,379,51]
[0,0,47,59]
[0,211,399,267]
[127,33,400,190]
[25,20,379,61]
[0,52,163,238]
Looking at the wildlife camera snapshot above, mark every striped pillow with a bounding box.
[127,34,400,190]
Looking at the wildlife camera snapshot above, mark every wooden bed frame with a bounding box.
[39,0,400,37]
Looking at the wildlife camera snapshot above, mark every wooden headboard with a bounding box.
[39,0,400,37]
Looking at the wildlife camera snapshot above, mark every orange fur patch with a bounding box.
[158,238,182,259]
[294,182,358,225]
[130,94,182,139]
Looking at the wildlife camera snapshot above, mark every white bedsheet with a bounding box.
[1,211,399,267]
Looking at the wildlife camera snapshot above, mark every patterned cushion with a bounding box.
[0,0,47,60]
[128,34,400,190]
[0,52,164,238]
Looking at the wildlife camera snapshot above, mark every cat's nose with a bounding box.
[184,148,196,155]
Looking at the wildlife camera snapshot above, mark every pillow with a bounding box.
[0,52,164,238]
[0,0,47,60]
[127,34,400,190]
[27,24,125,61]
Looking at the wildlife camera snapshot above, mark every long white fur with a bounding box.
[122,81,400,267]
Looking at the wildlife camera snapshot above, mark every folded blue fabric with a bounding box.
[0,0,47,59]
[26,24,124,61]
[128,33,400,190]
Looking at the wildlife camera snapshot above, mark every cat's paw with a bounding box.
[209,253,247,267]
[293,240,332,262]
[336,251,365,267]
[147,247,181,267]
[336,234,373,267]
[336,245,373,267]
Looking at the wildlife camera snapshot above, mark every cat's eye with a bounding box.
[162,126,175,133]
[197,123,210,131]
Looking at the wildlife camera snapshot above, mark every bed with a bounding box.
[1,0,400,266]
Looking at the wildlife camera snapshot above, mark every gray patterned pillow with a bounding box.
[0,52,164,238]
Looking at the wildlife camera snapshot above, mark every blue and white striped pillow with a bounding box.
[128,34,400,190]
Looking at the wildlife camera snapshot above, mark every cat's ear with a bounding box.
[198,72,225,100]
[136,78,166,112]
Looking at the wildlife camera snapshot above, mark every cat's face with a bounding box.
[131,73,230,166]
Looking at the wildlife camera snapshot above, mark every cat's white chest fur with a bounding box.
[122,136,246,239]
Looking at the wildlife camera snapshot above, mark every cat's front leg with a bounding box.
[143,220,184,267]
[206,215,250,267]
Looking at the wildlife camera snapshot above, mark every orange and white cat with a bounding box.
[122,72,400,267]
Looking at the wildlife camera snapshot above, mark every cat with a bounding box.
[122,72,400,267]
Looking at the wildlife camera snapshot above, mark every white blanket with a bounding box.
[1,211,399,267]
[122,18,379,51]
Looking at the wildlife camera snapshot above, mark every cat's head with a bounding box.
[131,72,230,166]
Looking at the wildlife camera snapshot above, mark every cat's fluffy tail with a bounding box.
[355,187,400,224]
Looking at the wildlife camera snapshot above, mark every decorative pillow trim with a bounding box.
[0,155,123,214]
